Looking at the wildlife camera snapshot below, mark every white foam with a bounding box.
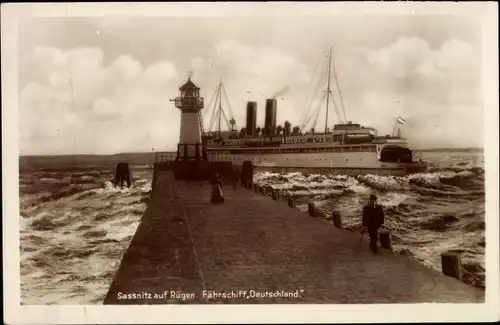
[379,192,411,207]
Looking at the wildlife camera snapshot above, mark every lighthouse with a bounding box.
[172,76,204,161]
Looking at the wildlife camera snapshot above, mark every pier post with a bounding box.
[252,183,258,192]
[308,202,318,218]
[272,190,279,201]
[114,162,131,188]
[332,211,342,229]
[441,251,463,281]
[259,186,266,196]
[288,196,296,208]
[241,160,254,188]
[379,230,393,251]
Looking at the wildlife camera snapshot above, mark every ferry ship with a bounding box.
[175,49,427,177]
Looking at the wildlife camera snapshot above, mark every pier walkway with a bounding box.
[103,171,484,304]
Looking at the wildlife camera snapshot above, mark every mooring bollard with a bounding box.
[287,196,296,208]
[252,183,258,192]
[441,251,463,281]
[332,211,342,228]
[114,162,131,188]
[272,190,279,201]
[308,202,318,217]
[379,230,393,251]
[259,185,266,195]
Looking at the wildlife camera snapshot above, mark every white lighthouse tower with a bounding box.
[172,75,204,161]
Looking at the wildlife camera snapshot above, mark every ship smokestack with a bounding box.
[246,101,257,136]
[264,98,277,136]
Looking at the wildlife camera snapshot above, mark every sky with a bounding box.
[18,11,485,155]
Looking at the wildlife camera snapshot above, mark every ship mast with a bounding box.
[324,47,332,134]
[217,77,222,138]
[205,77,235,139]
[332,53,347,124]
[300,48,349,133]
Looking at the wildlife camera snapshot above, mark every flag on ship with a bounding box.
[397,116,407,124]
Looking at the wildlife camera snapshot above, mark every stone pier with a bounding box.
[103,170,484,304]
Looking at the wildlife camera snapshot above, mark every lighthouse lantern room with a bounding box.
[172,75,204,161]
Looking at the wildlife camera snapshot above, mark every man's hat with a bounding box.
[370,194,377,200]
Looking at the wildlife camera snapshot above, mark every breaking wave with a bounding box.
[20,164,152,305]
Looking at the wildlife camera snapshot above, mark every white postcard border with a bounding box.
[2,2,498,324]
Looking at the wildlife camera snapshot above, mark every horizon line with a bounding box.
[18,146,485,157]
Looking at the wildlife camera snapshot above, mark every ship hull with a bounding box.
[205,150,428,176]
[252,165,426,177]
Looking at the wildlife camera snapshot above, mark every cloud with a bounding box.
[19,41,313,154]
[19,36,483,155]
[92,97,120,120]
[20,46,181,155]
[194,37,482,150]
[328,37,482,148]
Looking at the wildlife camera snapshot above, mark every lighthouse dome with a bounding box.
[180,78,200,90]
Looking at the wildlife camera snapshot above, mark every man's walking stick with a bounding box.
[358,228,366,248]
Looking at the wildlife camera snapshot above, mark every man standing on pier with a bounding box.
[362,194,385,254]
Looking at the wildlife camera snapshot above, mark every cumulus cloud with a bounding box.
[328,36,482,148]
[19,46,181,154]
[19,35,482,155]
[19,41,313,154]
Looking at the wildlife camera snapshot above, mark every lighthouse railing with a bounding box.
[154,151,177,164]
[174,96,204,108]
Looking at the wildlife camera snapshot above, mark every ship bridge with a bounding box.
[333,122,376,134]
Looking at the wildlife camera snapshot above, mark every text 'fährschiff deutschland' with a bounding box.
[202,289,304,300]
